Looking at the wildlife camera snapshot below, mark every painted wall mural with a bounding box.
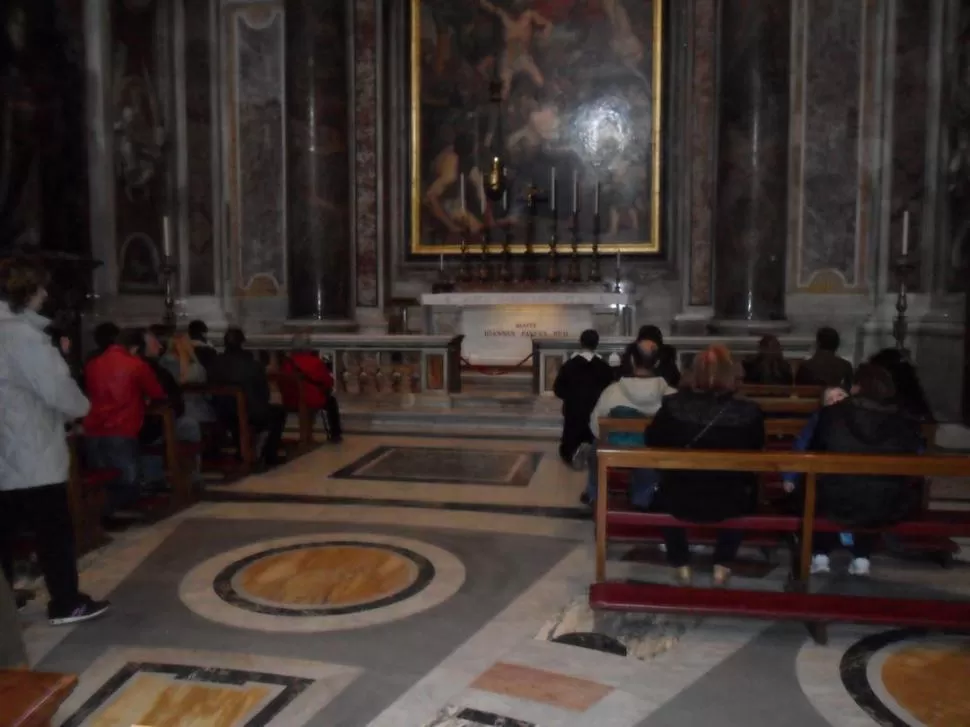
[409,0,662,256]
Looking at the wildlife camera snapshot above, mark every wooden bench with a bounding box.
[267,370,315,453]
[66,435,112,554]
[739,384,824,399]
[0,669,77,727]
[591,447,970,643]
[183,383,254,474]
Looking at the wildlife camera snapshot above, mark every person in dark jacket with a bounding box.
[554,329,615,468]
[646,345,765,586]
[807,363,925,577]
[211,327,286,466]
[636,325,681,388]
[743,334,794,385]
[795,326,853,388]
[868,348,934,422]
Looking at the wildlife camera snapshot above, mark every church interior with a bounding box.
[2,0,970,725]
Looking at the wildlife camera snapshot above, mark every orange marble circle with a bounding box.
[235,545,419,609]
[881,644,970,726]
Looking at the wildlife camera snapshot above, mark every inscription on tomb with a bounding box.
[462,305,592,364]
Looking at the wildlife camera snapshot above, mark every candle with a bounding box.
[572,170,578,214]
[901,210,910,256]
[550,167,557,212]
[162,215,172,257]
[460,173,466,212]
[594,182,600,215]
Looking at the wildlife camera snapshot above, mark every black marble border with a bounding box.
[329,446,543,487]
[61,661,313,727]
[202,489,589,520]
[839,628,926,727]
[213,541,435,616]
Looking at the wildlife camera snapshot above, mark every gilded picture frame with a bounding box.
[409,0,664,256]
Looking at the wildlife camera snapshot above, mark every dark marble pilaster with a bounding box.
[712,0,791,329]
[285,0,351,319]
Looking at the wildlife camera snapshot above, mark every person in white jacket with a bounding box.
[0,256,110,626]
[582,342,677,507]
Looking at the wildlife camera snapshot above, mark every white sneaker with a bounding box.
[571,442,592,471]
[810,554,831,574]
[848,557,871,576]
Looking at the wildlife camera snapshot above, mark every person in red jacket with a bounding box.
[278,347,343,442]
[82,327,167,516]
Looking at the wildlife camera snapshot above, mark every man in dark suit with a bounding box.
[796,326,853,389]
[554,329,615,468]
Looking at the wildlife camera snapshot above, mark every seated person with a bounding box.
[553,329,615,468]
[210,327,287,467]
[743,334,794,385]
[795,326,853,388]
[636,325,681,388]
[868,348,934,422]
[582,341,676,508]
[278,338,343,442]
[187,319,219,376]
[646,345,765,586]
[82,327,167,516]
[807,363,925,577]
[159,332,214,424]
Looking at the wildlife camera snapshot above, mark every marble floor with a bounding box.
[12,433,970,726]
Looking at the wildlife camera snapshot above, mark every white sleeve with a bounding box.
[14,339,90,420]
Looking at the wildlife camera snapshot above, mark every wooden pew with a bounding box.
[739,384,824,399]
[267,370,315,453]
[0,669,77,727]
[66,435,111,554]
[591,447,970,642]
[147,402,192,510]
[183,383,254,474]
[598,417,808,441]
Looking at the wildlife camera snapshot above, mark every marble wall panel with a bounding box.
[185,0,215,294]
[796,0,864,290]
[688,0,717,306]
[889,0,931,291]
[225,2,287,295]
[354,0,379,308]
[113,0,166,293]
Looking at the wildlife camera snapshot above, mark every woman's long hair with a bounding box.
[691,344,736,393]
[751,335,787,382]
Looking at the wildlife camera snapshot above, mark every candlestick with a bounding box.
[594,182,600,215]
[480,177,486,215]
[503,188,508,212]
[550,167,556,212]
[162,215,173,257]
[572,170,578,214]
[460,173,466,212]
[439,253,444,271]
[901,209,910,256]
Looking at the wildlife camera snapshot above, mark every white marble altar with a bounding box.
[421,292,634,365]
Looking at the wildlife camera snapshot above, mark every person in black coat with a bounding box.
[636,325,681,388]
[553,329,615,468]
[807,363,925,576]
[795,326,853,388]
[646,345,765,586]
[210,327,286,466]
[743,334,794,385]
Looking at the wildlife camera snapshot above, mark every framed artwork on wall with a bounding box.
[408,0,663,256]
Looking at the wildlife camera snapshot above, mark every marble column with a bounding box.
[285,0,352,320]
[711,0,791,330]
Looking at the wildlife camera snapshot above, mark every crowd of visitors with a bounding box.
[0,255,344,630]
[556,322,935,585]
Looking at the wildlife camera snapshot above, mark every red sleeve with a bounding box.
[137,360,167,401]
[297,355,333,390]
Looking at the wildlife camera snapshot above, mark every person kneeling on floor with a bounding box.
[554,329,615,470]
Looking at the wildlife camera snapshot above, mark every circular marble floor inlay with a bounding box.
[216,541,432,616]
[881,644,970,726]
[180,533,466,632]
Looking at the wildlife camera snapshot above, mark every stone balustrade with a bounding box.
[531,335,816,395]
[242,333,464,396]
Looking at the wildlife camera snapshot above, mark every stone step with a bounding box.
[338,407,560,438]
[460,369,534,393]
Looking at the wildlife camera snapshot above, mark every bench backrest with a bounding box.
[598,417,808,441]
[739,384,824,399]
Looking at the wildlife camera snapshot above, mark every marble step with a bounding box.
[339,407,561,438]
[460,369,534,393]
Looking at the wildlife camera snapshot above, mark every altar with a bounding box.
[421,292,634,366]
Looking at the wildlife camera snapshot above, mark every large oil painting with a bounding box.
[410,0,662,256]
